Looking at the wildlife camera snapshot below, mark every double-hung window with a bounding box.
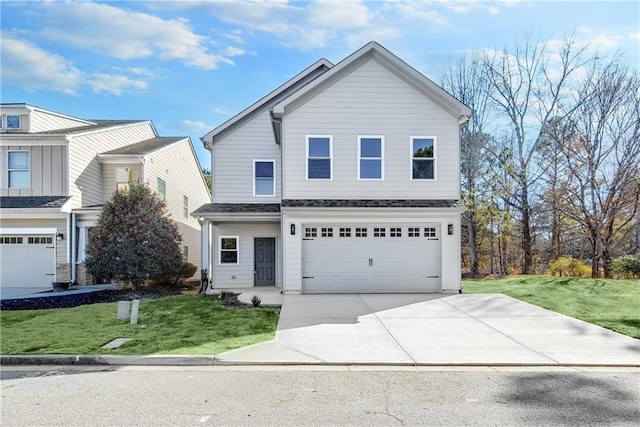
[307,136,332,180]
[219,236,239,264]
[358,136,384,180]
[411,137,436,180]
[8,151,30,188]
[183,196,189,218]
[254,160,275,196]
[6,115,21,130]
[157,178,166,201]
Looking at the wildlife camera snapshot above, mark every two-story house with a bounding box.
[0,104,210,291]
[194,42,471,294]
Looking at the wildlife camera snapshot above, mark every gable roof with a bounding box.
[100,137,185,156]
[272,41,472,122]
[0,196,71,209]
[201,58,333,146]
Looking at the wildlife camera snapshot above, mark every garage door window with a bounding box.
[219,236,239,264]
[374,227,386,237]
[28,237,53,244]
[390,227,402,237]
[339,228,351,237]
[355,227,367,237]
[305,227,317,238]
[408,227,420,237]
[1,237,23,244]
[321,227,333,237]
[424,227,437,237]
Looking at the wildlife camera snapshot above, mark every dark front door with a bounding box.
[254,238,276,286]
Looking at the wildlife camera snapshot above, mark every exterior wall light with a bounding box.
[56,233,64,241]
[447,224,454,235]
[290,224,296,235]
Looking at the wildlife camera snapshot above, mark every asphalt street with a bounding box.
[1,365,638,426]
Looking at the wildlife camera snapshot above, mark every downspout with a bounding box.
[71,213,77,284]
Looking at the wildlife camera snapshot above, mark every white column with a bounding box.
[200,219,212,289]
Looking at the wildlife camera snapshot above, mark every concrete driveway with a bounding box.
[217,294,640,365]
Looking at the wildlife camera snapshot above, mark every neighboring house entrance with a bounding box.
[254,238,276,286]
[0,234,56,288]
[301,224,441,293]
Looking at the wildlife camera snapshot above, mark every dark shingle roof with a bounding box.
[36,120,145,135]
[100,137,184,156]
[281,199,461,208]
[0,196,70,209]
[193,203,281,215]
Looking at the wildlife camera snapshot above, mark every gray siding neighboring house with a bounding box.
[0,104,209,290]
[194,42,471,295]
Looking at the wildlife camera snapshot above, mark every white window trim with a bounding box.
[306,135,333,180]
[219,235,239,265]
[410,136,437,181]
[253,159,276,197]
[7,150,30,189]
[357,135,385,181]
[6,115,21,130]
[183,195,189,218]
[157,178,166,201]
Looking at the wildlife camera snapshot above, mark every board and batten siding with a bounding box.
[282,58,460,200]
[212,110,281,203]
[30,110,90,133]
[143,139,210,272]
[68,122,156,209]
[0,145,68,197]
[212,223,282,289]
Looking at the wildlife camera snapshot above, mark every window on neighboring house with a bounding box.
[411,137,436,180]
[7,151,30,188]
[219,236,239,264]
[183,196,189,218]
[359,136,384,180]
[254,160,275,196]
[6,115,20,129]
[0,116,3,129]
[157,178,166,201]
[182,246,189,262]
[307,136,332,179]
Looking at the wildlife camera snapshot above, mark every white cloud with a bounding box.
[0,34,84,94]
[392,2,454,30]
[629,31,640,40]
[213,106,233,116]
[180,120,212,132]
[37,1,239,70]
[88,74,148,96]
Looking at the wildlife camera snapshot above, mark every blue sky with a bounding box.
[2,1,638,168]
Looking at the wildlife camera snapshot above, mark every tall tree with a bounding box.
[482,34,590,273]
[442,53,492,274]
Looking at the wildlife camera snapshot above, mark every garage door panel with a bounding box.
[1,235,55,288]
[302,224,441,293]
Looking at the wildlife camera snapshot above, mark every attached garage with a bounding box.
[301,223,441,293]
[0,234,56,288]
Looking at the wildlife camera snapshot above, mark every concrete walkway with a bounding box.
[217,294,640,365]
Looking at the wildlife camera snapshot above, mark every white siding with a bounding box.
[212,223,282,289]
[0,217,68,266]
[30,110,90,133]
[100,163,143,201]
[68,122,156,209]
[0,145,68,197]
[282,58,460,200]
[143,139,210,273]
[212,111,281,203]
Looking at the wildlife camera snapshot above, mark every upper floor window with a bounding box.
[8,151,30,188]
[182,246,189,262]
[157,178,166,201]
[358,136,384,180]
[254,160,275,196]
[183,195,189,218]
[115,167,130,192]
[307,136,332,180]
[7,115,21,129]
[411,137,436,180]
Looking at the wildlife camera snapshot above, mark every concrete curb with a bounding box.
[2,355,639,368]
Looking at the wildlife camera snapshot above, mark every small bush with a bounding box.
[219,289,233,301]
[610,255,640,279]
[251,295,262,307]
[180,262,198,279]
[549,256,591,278]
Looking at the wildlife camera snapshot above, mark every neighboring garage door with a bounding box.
[0,235,56,288]
[302,224,441,293]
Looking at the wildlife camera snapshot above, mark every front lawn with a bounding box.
[0,295,280,355]
[463,276,640,339]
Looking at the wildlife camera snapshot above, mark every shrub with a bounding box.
[86,176,183,288]
[180,262,198,279]
[610,255,640,279]
[549,256,591,278]
[251,295,262,307]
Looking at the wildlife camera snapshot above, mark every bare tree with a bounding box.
[558,61,640,277]
[442,53,493,274]
[482,33,591,273]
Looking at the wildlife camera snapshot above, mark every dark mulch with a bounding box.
[0,284,190,311]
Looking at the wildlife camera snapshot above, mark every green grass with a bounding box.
[463,276,640,339]
[0,295,280,355]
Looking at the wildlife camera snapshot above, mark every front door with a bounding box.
[254,238,276,286]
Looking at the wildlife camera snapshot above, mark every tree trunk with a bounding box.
[467,211,479,274]
[521,184,533,274]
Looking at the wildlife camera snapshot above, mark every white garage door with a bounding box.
[302,224,441,293]
[0,235,56,288]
